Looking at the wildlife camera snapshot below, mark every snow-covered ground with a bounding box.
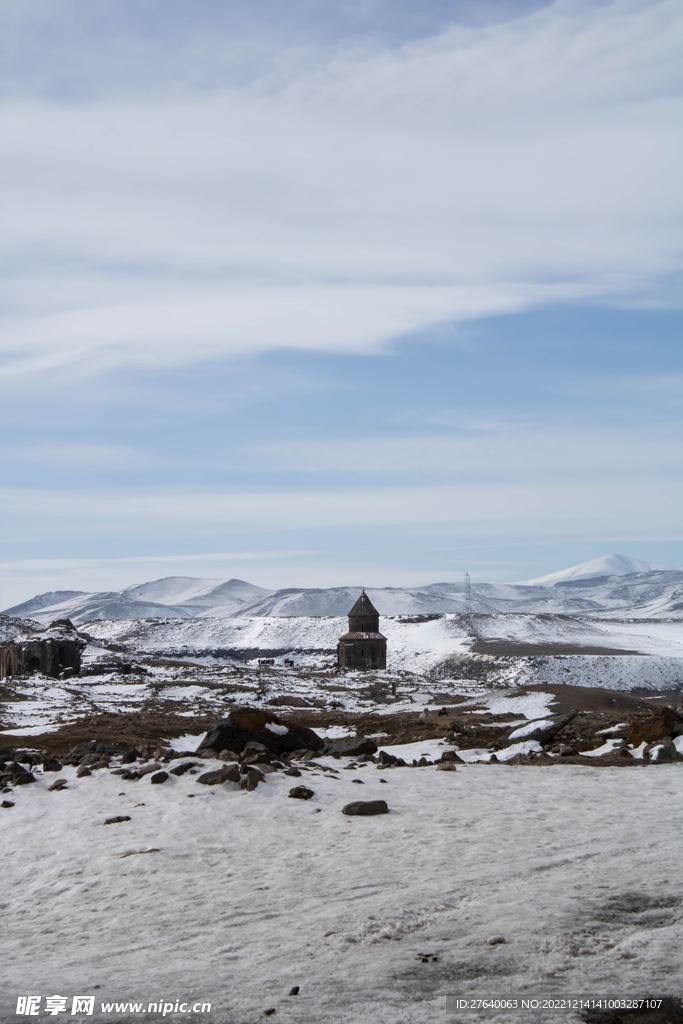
[1,758,681,1024]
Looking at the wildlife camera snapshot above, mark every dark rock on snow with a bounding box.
[196,707,324,758]
[501,714,576,747]
[342,800,389,816]
[629,707,682,747]
[2,762,36,785]
[63,741,126,766]
[645,736,683,762]
[325,737,378,758]
[48,778,68,791]
[197,764,241,786]
[288,786,314,800]
[241,769,264,791]
[104,815,131,825]
[150,771,169,784]
[1,800,14,808]
[42,758,63,772]
[169,761,199,776]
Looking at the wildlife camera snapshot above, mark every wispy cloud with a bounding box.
[0,0,681,381]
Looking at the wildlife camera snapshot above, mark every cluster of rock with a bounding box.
[481,706,683,764]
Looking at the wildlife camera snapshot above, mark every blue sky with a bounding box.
[0,0,681,604]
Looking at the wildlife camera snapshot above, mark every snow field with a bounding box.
[1,759,682,1024]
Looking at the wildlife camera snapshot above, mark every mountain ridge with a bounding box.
[3,557,683,625]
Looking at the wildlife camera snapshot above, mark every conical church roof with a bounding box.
[348,591,379,617]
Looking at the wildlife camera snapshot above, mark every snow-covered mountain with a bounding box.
[523,554,661,585]
[3,557,683,625]
[3,577,272,625]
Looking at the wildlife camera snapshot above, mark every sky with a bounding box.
[0,0,682,606]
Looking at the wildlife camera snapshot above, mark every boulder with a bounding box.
[325,737,378,758]
[436,762,457,772]
[288,786,314,800]
[440,750,465,763]
[377,750,407,767]
[197,764,241,786]
[266,695,312,708]
[48,778,68,791]
[196,707,324,758]
[501,714,576,747]
[63,741,125,766]
[644,737,683,762]
[241,768,264,791]
[2,762,36,785]
[629,707,681,747]
[1,800,14,808]
[150,771,169,784]
[169,761,199,776]
[42,758,62,772]
[342,800,389,816]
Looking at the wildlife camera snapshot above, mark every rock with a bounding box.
[629,707,681,747]
[558,745,577,756]
[501,714,576,747]
[63,741,124,766]
[377,750,407,767]
[80,753,110,767]
[436,762,457,772]
[4,762,36,785]
[379,778,387,783]
[48,778,68,791]
[266,695,312,708]
[289,987,299,996]
[121,749,141,763]
[1,800,14,808]
[644,737,683,762]
[342,800,389,816]
[76,767,93,778]
[196,706,324,758]
[150,771,169,784]
[284,767,301,777]
[241,741,275,761]
[487,935,506,946]
[241,769,264,791]
[197,764,242,786]
[325,737,378,758]
[169,762,199,776]
[440,750,465,763]
[104,815,131,825]
[288,786,314,800]
[351,778,365,784]
[42,758,62,772]
[217,750,240,762]
[137,763,163,776]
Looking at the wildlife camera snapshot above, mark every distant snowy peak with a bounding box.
[522,554,662,586]
[2,576,273,625]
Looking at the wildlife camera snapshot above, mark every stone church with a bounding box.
[0,620,85,680]
[337,591,387,670]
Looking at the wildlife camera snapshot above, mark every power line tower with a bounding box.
[463,572,472,617]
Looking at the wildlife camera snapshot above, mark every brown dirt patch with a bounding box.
[470,641,643,656]
[507,683,666,716]
[0,711,215,758]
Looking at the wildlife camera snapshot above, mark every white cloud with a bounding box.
[2,478,682,535]
[241,425,683,477]
[0,0,681,379]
